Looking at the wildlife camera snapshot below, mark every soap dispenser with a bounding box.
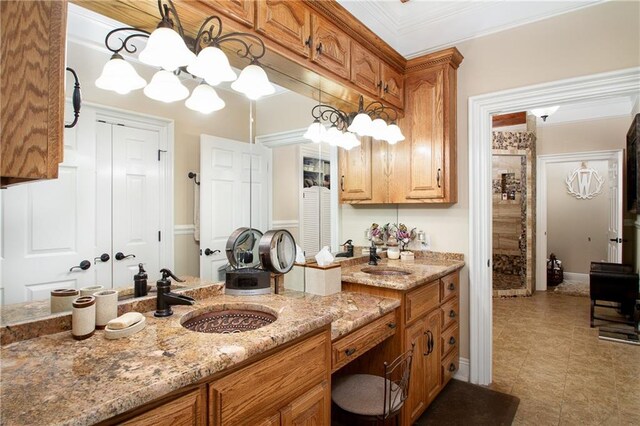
[134,264,148,297]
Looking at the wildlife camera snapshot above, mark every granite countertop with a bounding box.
[0,289,399,426]
[340,252,465,291]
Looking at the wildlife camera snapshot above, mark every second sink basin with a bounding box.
[361,267,412,276]
[181,305,277,334]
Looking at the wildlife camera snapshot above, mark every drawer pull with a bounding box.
[387,322,396,329]
[449,310,456,318]
[449,336,456,345]
[305,36,312,47]
[345,348,356,356]
[449,363,456,372]
[316,42,323,55]
[448,282,455,291]
[424,330,433,356]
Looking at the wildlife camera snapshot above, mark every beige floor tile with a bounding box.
[513,397,561,426]
[618,409,640,426]
[511,371,566,405]
[559,400,620,426]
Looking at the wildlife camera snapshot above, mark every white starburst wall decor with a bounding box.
[565,163,604,200]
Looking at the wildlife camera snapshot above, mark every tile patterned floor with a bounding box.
[491,292,640,426]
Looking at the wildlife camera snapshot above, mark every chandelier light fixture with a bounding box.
[303,96,405,149]
[95,0,275,113]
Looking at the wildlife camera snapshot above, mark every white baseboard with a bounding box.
[174,224,195,235]
[563,272,588,283]
[454,357,470,381]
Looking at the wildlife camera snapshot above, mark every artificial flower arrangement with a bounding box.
[369,222,417,250]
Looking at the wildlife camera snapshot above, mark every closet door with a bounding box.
[1,106,111,303]
[111,125,161,288]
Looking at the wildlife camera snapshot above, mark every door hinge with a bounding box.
[487,259,491,267]
[97,119,107,123]
[158,231,162,242]
[158,149,167,161]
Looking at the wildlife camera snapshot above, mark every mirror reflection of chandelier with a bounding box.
[303,96,405,150]
[95,0,275,113]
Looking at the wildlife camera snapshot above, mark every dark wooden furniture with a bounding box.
[589,262,639,329]
[627,113,639,213]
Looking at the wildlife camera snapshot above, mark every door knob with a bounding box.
[204,248,220,256]
[69,260,91,272]
[115,252,136,261]
[94,253,110,264]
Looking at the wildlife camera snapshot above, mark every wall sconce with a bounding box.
[303,96,404,150]
[95,0,274,113]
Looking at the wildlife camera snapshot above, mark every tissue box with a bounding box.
[284,264,306,292]
[305,264,341,296]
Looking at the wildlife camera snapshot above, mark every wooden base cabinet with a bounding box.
[105,328,331,426]
[342,270,460,426]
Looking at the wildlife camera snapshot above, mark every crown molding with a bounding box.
[405,47,464,73]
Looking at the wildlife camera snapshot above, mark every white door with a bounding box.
[200,135,270,281]
[111,125,161,287]
[2,107,111,303]
[607,152,624,262]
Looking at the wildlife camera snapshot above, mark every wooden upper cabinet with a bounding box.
[310,14,350,80]
[256,0,311,58]
[381,63,404,109]
[350,42,380,97]
[397,68,445,201]
[1,0,67,188]
[339,138,372,202]
[207,0,254,27]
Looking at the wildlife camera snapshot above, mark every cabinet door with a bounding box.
[1,0,67,187]
[121,389,206,426]
[404,320,426,424]
[390,68,445,202]
[256,0,311,58]
[381,63,404,109]
[256,413,282,426]
[311,14,350,80]
[424,309,442,404]
[281,382,329,426]
[350,42,380,97]
[338,139,372,202]
[208,0,254,27]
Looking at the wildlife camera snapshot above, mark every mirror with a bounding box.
[259,230,296,274]
[225,228,263,269]
[0,3,361,322]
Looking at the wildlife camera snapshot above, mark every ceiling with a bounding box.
[534,95,638,127]
[336,0,604,58]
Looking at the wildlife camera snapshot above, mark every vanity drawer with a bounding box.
[405,281,439,324]
[441,322,459,357]
[440,272,459,302]
[332,311,397,372]
[441,297,459,330]
[442,349,459,386]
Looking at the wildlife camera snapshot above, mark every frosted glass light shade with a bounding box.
[323,126,342,146]
[185,83,225,114]
[370,118,388,140]
[231,64,275,100]
[303,120,326,143]
[347,112,373,136]
[341,132,361,150]
[531,106,560,120]
[139,27,195,71]
[187,46,236,86]
[384,123,405,145]
[143,70,189,103]
[95,55,146,95]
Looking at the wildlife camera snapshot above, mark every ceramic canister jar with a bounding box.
[80,285,104,296]
[387,246,401,260]
[72,296,96,340]
[94,290,119,329]
[50,289,80,314]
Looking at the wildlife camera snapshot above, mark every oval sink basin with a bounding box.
[361,267,412,276]
[181,305,277,334]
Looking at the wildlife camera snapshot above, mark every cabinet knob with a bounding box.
[449,363,456,372]
[449,310,456,318]
[449,336,456,345]
[448,282,455,291]
[387,322,396,329]
[345,348,356,356]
